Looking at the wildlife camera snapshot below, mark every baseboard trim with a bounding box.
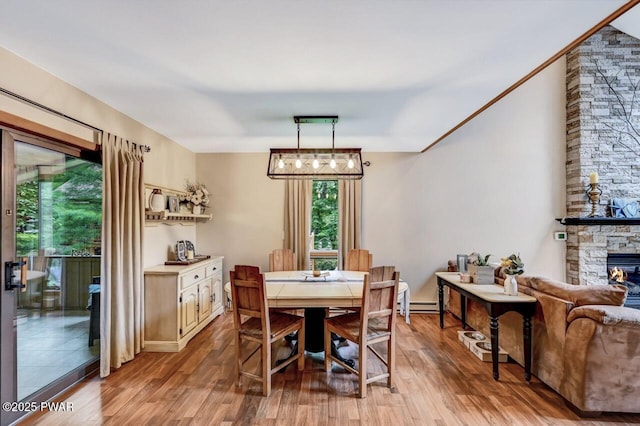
[409,301,438,313]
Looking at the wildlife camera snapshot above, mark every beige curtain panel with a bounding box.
[284,179,311,270]
[100,133,145,378]
[338,180,362,270]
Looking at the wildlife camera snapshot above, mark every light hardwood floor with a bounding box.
[20,312,640,425]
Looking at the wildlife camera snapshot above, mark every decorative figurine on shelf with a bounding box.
[180,181,210,215]
[586,172,602,217]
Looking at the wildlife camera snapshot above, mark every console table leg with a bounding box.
[460,295,467,329]
[524,315,532,382]
[438,279,444,329]
[490,316,499,380]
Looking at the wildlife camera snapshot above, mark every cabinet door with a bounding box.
[212,273,223,312]
[180,284,199,337]
[199,278,213,321]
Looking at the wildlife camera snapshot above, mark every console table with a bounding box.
[435,272,536,381]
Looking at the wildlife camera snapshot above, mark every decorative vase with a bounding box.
[504,274,518,296]
[149,189,164,212]
[192,204,202,215]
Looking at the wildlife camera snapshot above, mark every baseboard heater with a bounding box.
[409,301,438,313]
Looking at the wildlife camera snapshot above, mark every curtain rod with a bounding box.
[0,86,151,152]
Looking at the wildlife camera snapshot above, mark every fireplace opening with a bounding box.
[607,253,640,309]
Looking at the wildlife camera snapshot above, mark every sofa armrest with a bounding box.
[567,305,640,327]
[561,305,640,413]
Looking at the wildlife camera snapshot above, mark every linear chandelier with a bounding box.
[267,116,364,180]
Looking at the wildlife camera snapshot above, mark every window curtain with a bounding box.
[99,133,145,378]
[284,179,312,270]
[338,180,362,269]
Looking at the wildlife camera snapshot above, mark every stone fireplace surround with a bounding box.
[565,26,640,292]
[566,223,640,286]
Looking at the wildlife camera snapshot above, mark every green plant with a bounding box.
[501,253,525,275]
[470,253,492,266]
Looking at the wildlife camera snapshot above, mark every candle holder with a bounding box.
[586,183,602,217]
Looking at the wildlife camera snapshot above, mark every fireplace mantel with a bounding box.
[556,217,640,226]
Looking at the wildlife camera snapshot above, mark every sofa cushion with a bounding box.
[525,276,627,307]
[567,305,640,326]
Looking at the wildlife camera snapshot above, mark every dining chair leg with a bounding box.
[324,323,332,372]
[235,335,243,388]
[298,322,306,371]
[388,335,395,388]
[263,339,271,396]
[358,341,367,398]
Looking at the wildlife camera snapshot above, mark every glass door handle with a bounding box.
[4,257,27,291]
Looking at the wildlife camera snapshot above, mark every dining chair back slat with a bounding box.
[346,249,373,272]
[269,249,296,272]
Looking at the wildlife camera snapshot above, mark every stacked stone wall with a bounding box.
[565,26,640,285]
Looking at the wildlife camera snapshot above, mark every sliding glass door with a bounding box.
[1,129,101,424]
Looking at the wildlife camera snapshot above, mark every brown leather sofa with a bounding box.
[448,272,640,415]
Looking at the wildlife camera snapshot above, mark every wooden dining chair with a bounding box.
[324,266,399,398]
[269,248,296,272]
[225,265,261,311]
[230,265,305,396]
[345,249,373,272]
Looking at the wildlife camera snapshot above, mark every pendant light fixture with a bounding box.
[267,116,364,179]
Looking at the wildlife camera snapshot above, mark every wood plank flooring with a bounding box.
[20,312,640,425]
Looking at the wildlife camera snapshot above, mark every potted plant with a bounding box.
[501,253,525,295]
[467,253,494,284]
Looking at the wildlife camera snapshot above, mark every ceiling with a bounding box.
[0,1,638,153]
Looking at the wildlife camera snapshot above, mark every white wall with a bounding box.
[194,58,568,305]
[195,153,285,279]
[0,47,196,268]
[365,58,567,303]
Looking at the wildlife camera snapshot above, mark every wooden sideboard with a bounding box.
[143,256,224,352]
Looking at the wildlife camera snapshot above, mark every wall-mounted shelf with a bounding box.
[144,182,212,226]
[145,210,212,226]
[555,217,640,226]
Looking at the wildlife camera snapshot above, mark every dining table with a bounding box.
[262,270,409,317]
[225,269,410,363]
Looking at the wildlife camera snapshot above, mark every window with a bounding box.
[16,151,102,288]
[310,180,338,270]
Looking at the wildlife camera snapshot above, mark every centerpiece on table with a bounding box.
[467,253,494,284]
[501,253,524,295]
[180,181,210,214]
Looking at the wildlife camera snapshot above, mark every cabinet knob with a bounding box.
[212,267,217,271]
[194,274,199,279]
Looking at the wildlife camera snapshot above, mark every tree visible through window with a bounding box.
[311,180,338,270]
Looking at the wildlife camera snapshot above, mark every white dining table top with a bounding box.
[262,270,408,308]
